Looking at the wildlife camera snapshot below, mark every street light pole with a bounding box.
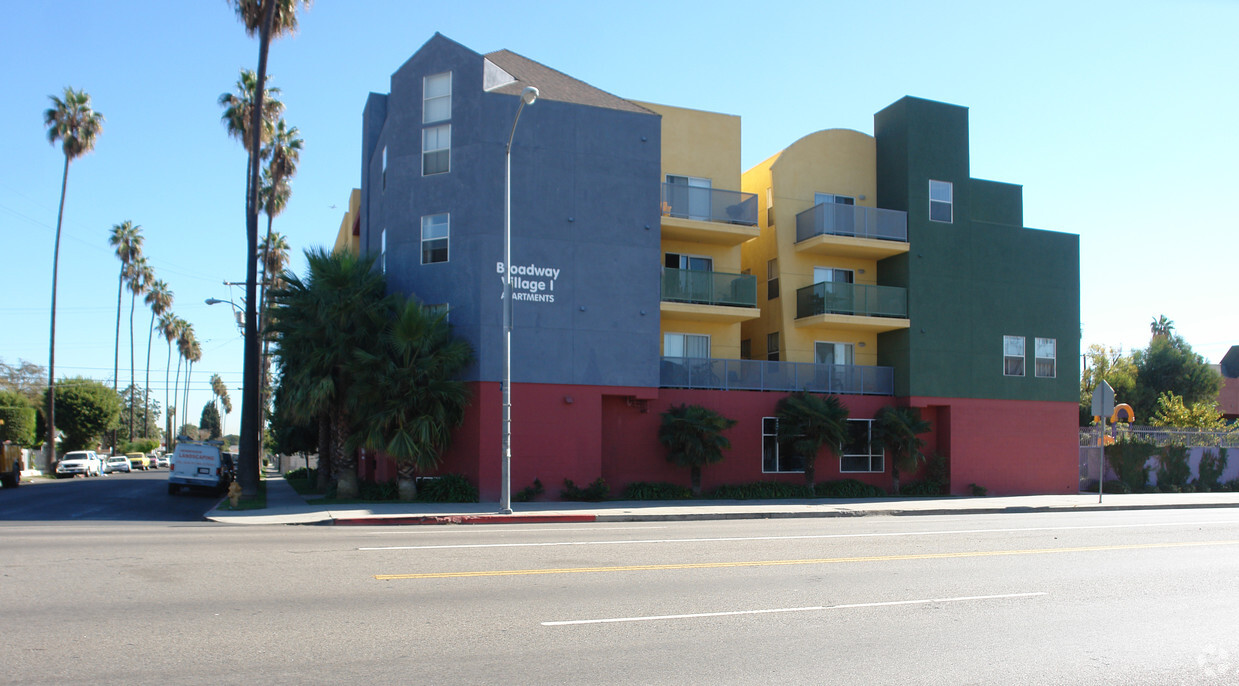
[500,85,538,515]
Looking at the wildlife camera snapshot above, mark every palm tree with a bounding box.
[219,69,284,196]
[157,313,180,447]
[1150,314,1174,340]
[126,257,153,440]
[775,392,849,491]
[874,406,933,495]
[270,248,387,498]
[183,337,202,428]
[658,404,737,496]
[45,87,104,457]
[175,322,195,438]
[143,280,173,440]
[210,374,228,435]
[229,0,311,497]
[348,300,473,501]
[108,220,142,450]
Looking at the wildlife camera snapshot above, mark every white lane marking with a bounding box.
[358,520,1239,551]
[362,526,664,535]
[541,592,1048,626]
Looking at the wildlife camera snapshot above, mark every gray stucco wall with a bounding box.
[359,35,662,387]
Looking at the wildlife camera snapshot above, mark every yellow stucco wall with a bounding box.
[635,101,742,190]
[659,320,743,360]
[333,188,361,256]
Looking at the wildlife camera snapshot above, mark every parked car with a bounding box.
[104,456,132,474]
[155,454,169,469]
[127,452,151,470]
[56,451,102,478]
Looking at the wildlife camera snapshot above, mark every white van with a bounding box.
[167,439,233,495]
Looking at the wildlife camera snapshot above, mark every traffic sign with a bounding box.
[1091,381,1115,418]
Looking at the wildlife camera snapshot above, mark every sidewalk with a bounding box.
[205,475,1239,526]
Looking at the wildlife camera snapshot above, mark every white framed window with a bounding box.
[421,213,449,264]
[1035,337,1056,378]
[815,341,854,366]
[665,174,712,221]
[840,419,884,473]
[766,332,779,362]
[664,253,713,271]
[423,72,452,124]
[425,303,450,322]
[381,146,387,191]
[380,228,386,273]
[929,180,953,223]
[663,332,710,358]
[1003,335,1025,377]
[422,124,450,175]
[813,267,854,285]
[762,417,804,473]
[814,193,856,206]
[767,259,779,300]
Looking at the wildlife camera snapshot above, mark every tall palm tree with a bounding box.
[348,300,473,501]
[1150,314,1174,340]
[157,312,179,447]
[230,0,311,497]
[143,281,173,439]
[257,225,291,458]
[126,257,153,440]
[175,322,194,437]
[210,374,228,434]
[108,220,142,450]
[218,69,284,197]
[45,87,104,457]
[874,406,933,495]
[658,404,737,497]
[183,336,202,433]
[775,392,850,491]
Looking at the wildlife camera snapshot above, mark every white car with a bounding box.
[104,456,132,474]
[56,451,102,478]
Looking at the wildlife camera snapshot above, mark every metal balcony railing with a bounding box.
[661,183,758,226]
[661,268,757,308]
[660,357,894,395]
[796,282,907,319]
[795,203,908,243]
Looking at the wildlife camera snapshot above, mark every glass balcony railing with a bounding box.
[796,282,907,319]
[661,183,758,226]
[795,203,908,243]
[660,357,894,395]
[661,268,757,308]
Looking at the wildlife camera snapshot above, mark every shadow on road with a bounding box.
[0,471,220,522]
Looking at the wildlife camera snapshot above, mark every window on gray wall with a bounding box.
[1003,335,1025,377]
[1035,337,1056,378]
[423,124,450,175]
[423,72,451,124]
[421,213,449,264]
[929,180,953,223]
[380,228,386,273]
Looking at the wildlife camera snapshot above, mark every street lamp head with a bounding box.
[205,298,223,306]
[521,86,539,106]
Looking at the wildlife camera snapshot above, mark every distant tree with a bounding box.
[874,406,933,495]
[658,404,737,496]
[44,87,104,456]
[1079,344,1138,425]
[1149,392,1229,431]
[125,257,153,439]
[0,390,38,446]
[143,279,173,439]
[200,402,222,440]
[177,423,201,441]
[44,377,120,452]
[109,220,143,439]
[775,392,849,491]
[1149,314,1174,340]
[1131,334,1222,423]
[0,358,47,408]
[117,386,160,443]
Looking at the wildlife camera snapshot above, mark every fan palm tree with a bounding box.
[108,220,142,449]
[175,323,195,437]
[874,406,933,495]
[1149,314,1174,340]
[143,280,173,439]
[775,392,849,491]
[183,337,202,428]
[45,87,104,455]
[157,313,180,447]
[270,248,386,498]
[229,0,311,497]
[348,300,473,501]
[125,257,153,440]
[658,404,737,496]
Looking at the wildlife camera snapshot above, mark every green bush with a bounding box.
[1197,449,1228,491]
[706,481,813,500]
[0,404,37,446]
[969,483,987,497]
[1102,479,1130,494]
[1156,445,1191,489]
[513,478,544,502]
[418,474,479,503]
[359,479,399,501]
[285,466,313,480]
[1105,438,1156,492]
[815,479,885,498]
[622,481,693,500]
[123,438,160,455]
[901,479,946,496]
[560,477,609,502]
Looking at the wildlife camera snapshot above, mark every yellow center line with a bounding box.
[374,539,1239,580]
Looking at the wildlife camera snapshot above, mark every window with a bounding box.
[664,333,709,358]
[813,267,854,285]
[929,180,953,223]
[767,259,779,300]
[421,213,449,264]
[381,146,387,191]
[815,341,854,365]
[425,303,450,322]
[422,124,450,175]
[740,339,751,360]
[664,253,713,271]
[1035,337,1056,378]
[814,193,855,206]
[380,228,386,273]
[665,175,712,221]
[423,72,451,124]
[841,419,883,473]
[1003,335,1025,377]
[762,417,804,473]
[766,332,780,362]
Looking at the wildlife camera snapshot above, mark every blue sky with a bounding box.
[2,0,1236,431]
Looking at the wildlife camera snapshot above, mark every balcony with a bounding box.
[794,204,909,259]
[660,183,760,245]
[660,357,894,395]
[795,282,909,333]
[661,268,759,323]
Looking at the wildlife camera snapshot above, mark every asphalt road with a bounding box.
[0,469,219,522]
[3,485,1239,685]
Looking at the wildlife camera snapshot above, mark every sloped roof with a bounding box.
[484,49,654,115]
